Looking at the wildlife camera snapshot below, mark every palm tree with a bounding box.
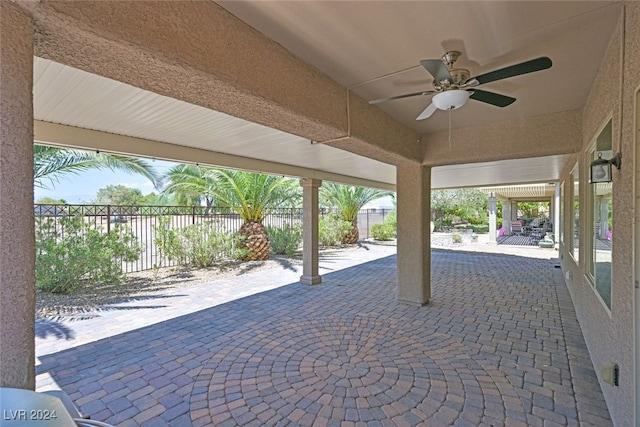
[321,183,392,244]
[162,164,217,208]
[207,169,300,261]
[34,145,160,189]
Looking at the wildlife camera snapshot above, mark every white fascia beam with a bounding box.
[34,121,396,191]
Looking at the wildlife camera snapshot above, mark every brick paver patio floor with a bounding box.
[35,243,612,426]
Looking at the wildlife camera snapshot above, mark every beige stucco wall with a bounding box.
[558,4,639,425]
[422,109,582,166]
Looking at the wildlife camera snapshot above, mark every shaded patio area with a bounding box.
[35,248,612,426]
[496,235,540,247]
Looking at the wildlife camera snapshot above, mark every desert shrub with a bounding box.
[36,215,141,293]
[433,219,453,232]
[266,224,302,256]
[371,223,395,241]
[470,224,489,234]
[154,217,235,268]
[152,216,183,266]
[319,214,352,247]
[383,210,397,231]
[451,232,463,243]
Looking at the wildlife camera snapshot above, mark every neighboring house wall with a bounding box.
[558,5,639,425]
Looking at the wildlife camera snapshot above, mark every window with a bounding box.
[589,119,613,309]
[570,164,580,262]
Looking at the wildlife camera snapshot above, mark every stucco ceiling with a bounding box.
[33,1,623,190]
[217,1,621,135]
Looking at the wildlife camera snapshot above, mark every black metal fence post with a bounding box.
[106,205,111,233]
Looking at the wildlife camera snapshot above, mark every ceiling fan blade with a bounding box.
[416,103,437,120]
[472,57,552,85]
[469,89,516,107]
[420,59,453,82]
[369,90,435,105]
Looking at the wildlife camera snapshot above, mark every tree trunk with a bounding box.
[342,221,359,244]
[238,221,270,261]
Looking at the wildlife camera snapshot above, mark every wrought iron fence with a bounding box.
[34,204,393,273]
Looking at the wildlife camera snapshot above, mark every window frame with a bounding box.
[560,181,565,246]
[587,118,613,311]
[569,163,580,263]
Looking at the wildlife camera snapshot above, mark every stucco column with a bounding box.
[502,199,511,232]
[396,163,431,306]
[300,178,322,285]
[0,3,35,389]
[511,201,518,221]
[488,193,497,244]
[553,183,560,242]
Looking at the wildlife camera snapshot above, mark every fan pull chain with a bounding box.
[448,108,452,150]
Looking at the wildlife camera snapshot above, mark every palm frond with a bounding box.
[161,164,217,206]
[34,146,160,189]
[208,169,300,223]
[321,183,392,222]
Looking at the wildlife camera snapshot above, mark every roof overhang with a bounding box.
[479,184,558,200]
[33,58,396,191]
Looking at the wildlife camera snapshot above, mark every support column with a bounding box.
[511,201,518,221]
[502,199,512,233]
[0,3,35,389]
[553,183,561,242]
[396,163,431,306]
[300,178,322,285]
[488,193,497,244]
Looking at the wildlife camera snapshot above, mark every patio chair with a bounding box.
[530,223,546,242]
[510,220,525,236]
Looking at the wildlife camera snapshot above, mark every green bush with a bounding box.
[433,219,452,232]
[152,216,181,266]
[36,216,141,293]
[371,223,395,241]
[319,214,352,247]
[383,210,397,231]
[470,224,490,234]
[451,232,463,243]
[154,217,235,268]
[266,224,303,256]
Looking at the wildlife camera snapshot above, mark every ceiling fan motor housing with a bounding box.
[433,68,471,91]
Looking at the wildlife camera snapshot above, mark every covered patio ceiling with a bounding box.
[33,57,569,191]
[32,1,622,190]
[479,183,558,200]
[33,58,397,191]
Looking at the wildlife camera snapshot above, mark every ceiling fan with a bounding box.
[369,51,552,120]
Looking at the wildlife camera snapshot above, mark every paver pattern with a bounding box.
[35,243,612,426]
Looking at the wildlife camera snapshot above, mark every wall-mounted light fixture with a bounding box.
[590,152,621,183]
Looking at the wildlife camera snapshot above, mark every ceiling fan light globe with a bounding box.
[432,90,470,111]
